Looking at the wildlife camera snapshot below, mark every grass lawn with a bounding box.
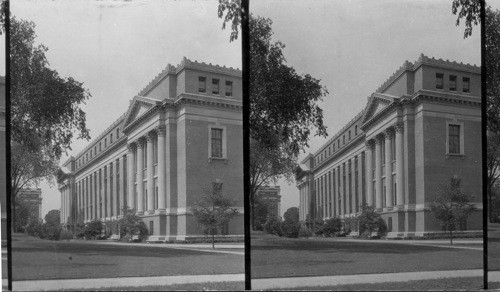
[11,233,243,280]
[272,277,483,291]
[63,281,245,291]
[251,233,482,278]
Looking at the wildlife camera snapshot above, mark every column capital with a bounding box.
[146,131,156,143]
[127,142,136,152]
[374,134,384,144]
[365,139,375,149]
[156,126,166,137]
[136,138,145,149]
[384,127,394,139]
[395,122,404,133]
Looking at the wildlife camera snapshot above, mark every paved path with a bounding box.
[252,269,483,290]
[11,273,245,291]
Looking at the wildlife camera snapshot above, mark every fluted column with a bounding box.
[375,136,383,211]
[345,162,350,215]
[101,168,105,219]
[358,152,364,212]
[340,164,344,216]
[365,141,374,207]
[127,143,136,210]
[385,129,394,209]
[118,156,124,216]
[136,138,145,214]
[89,174,93,220]
[395,123,405,207]
[351,157,356,214]
[112,160,118,217]
[146,132,155,214]
[93,173,98,219]
[157,126,166,212]
[84,178,87,222]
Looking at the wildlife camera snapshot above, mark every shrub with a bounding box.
[322,218,342,237]
[59,229,74,240]
[375,217,388,236]
[41,223,62,240]
[74,223,86,239]
[282,221,301,238]
[263,217,283,236]
[84,220,103,240]
[298,226,313,238]
[119,207,149,241]
[25,219,43,237]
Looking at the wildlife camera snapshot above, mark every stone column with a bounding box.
[83,178,87,222]
[375,136,383,211]
[89,174,93,221]
[106,164,111,218]
[157,126,166,212]
[340,164,344,216]
[127,143,136,210]
[395,123,405,207]
[118,156,125,216]
[365,141,374,207]
[136,138,145,214]
[113,160,118,217]
[358,152,364,211]
[385,129,394,209]
[93,173,98,219]
[345,162,350,215]
[351,157,357,214]
[146,132,155,214]
[101,168,105,219]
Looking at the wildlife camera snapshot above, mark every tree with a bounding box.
[283,207,299,224]
[253,197,269,230]
[429,180,477,244]
[322,217,342,237]
[249,138,296,229]
[249,15,328,228]
[357,203,385,238]
[84,220,103,240]
[218,0,241,42]
[118,207,148,242]
[44,209,60,226]
[485,7,500,132]
[451,0,481,38]
[13,198,31,232]
[488,132,500,222]
[10,16,90,205]
[191,182,239,248]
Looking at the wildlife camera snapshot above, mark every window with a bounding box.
[105,138,107,147]
[212,79,220,95]
[225,81,233,97]
[349,130,351,140]
[110,133,113,143]
[211,128,223,158]
[198,76,206,93]
[436,73,444,89]
[448,124,461,154]
[343,135,345,145]
[99,142,101,151]
[116,128,119,139]
[381,140,385,164]
[449,75,457,91]
[355,125,358,135]
[463,77,470,93]
[153,135,158,164]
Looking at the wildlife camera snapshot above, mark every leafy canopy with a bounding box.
[485,7,500,132]
[11,16,90,159]
[218,0,241,42]
[44,209,60,226]
[452,0,481,38]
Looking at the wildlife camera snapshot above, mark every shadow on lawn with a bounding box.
[252,238,458,255]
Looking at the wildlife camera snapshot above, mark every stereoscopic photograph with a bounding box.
[7,0,243,290]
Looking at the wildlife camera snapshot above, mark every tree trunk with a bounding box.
[212,232,215,249]
[449,229,453,245]
[489,184,493,223]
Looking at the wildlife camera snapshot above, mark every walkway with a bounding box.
[252,269,483,290]
[12,273,245,291]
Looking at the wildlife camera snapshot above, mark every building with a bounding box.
[17,188,43,220]
[296,54,482,237]
[256,186,281,219]
[0,76,5,242]
[59,58,243,241]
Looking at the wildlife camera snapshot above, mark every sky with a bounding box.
[251,0,481,217]
[12,0,241,219]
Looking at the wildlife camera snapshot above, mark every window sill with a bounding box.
[208,157,228,163]
[445,153,465,159]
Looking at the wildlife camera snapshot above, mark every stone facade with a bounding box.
[296,54,482,237]
[256,186,281,220]
[17,188,43,220]
[59,58,243,241]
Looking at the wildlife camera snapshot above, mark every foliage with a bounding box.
[44,209,60,226]
[249,138,296,229]
[429,180,477,244]
[451,0,481,38]
[84,219,103,240]
[281,221,301,238]
[59,229,74,240]
[322,217,342,237]
[190,183,239,248]
[74,222,86,239]
[283,207,299,224]
[249,14,327,229]
[253,197,269,231]
[25,218,44,238]
[298,226,313,238]
[41,223,62,240]
[486,7,500,132]
[263,216,283,237]
[250,15,328,155]
[343,217,358,234]
[488,132,500,222]
[13,198,31,232]
[118,207,148,242]
[218,0,241,42]
[357,203,384,237]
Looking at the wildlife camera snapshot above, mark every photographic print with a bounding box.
[9,0,243,290]
[249,0,483,290]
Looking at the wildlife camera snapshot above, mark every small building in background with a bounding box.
[256,186,281,220]
[17,188,43,221]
